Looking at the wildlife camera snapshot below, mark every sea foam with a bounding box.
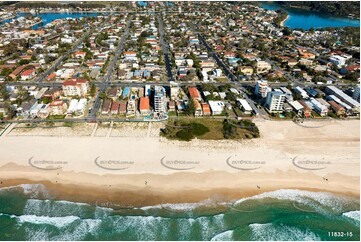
[211,230,234,241]
[141,198,227,212]
[234,189,357,214]
[249,223,321,241]
[342,210,360,222]
[17,214,80,228]
[0,184,50,198]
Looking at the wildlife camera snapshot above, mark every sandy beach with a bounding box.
[0,119,359,206]
[280,15,289,27]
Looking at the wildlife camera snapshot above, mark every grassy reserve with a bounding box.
[161,118,260,141]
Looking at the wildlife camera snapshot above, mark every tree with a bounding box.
[90,83,96,97]
[282,27,292,36]
[18,59,30,65]
[184,98,196,116]
[85,40,91,48]
[42,97,51,104]
[3,42,18,56]
[1,68,12,76]
[222,120,238,139]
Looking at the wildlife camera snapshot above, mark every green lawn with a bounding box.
[162,118,260,141]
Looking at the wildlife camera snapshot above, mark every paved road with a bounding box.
[5,79,292,90]
[191,23,265,118]
[157,14,174,82]
[88,15,134,119]
[34,22,105,84]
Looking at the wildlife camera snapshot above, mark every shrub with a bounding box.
[190,122,210,136]
[222,120,238,139]
[175,129,194,141]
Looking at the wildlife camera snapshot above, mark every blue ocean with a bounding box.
[0,184,359,240]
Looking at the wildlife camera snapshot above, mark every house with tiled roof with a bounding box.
[188,87,201,101]
[139,96,150,115]
[21,69,36,80]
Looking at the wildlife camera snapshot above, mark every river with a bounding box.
[261,2,360,30]
[1,12,100,29]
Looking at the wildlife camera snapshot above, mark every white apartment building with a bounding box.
[328,55,347,67]
[154,85,167,114]
[254,80,269,98]
[265,91,286,113]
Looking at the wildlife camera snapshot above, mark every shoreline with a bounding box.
[0,119,359,206]
[280,14,289,27]
[1,172,359,208]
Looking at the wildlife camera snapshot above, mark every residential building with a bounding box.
[73,51,86,59]
[154,85,167,114]
[75,99,87,115]
[21,69,36,80]
[310,97,328,116]
[265,91,285,113]
[17,99,37,117]
[176,101,186,114]
[67,99,79,114]
[279,87,293,102]
[188,87,202,101]
[254,80,269,98]
[101,99,112,114]
[328,55,347,67]
[62,79,89,97]
[208,100,225,115]
[324,86,360,112]
[145,85,151,97]
[49,100,67,115]
[256,60,271,74]
[293,86,309,99]
[139,96,150,115]
[111,101,120,115]
[170,85,180,100]
[193,99,202,116]
[298,100,312,118]
[9,65,27,79]
[126,100,136,116]
[118,101,127,115]
[43,87,62,100]
[201,103,211,115]
[237,98,253,115]
[288,100,304,115]
[327,95,352,112]
[328,100,346,117]
[238,66,253,75]
[168,101,176,112]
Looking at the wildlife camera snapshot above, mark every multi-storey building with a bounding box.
[154,85,167,114]
[265,91,286,113]
[254,80,269,98]
[62,79,89,97]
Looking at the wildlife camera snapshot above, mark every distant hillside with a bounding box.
[275,1,360,18]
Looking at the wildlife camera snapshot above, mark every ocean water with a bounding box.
[0,184,359,241]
